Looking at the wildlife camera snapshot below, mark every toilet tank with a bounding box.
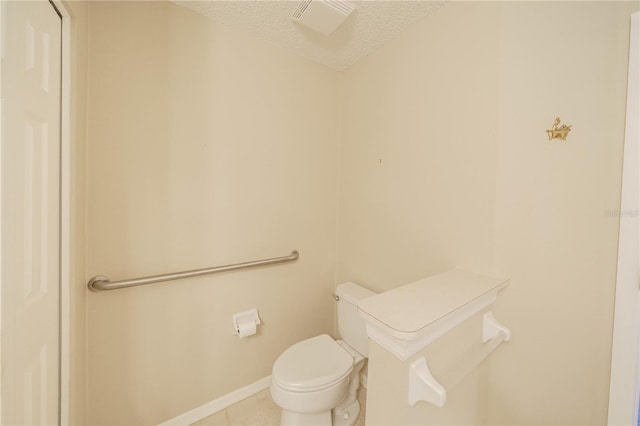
[336,282,376,356]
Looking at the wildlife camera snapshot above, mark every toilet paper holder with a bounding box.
[232,309,261,337]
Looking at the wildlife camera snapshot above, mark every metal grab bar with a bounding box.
[87,250,299,292]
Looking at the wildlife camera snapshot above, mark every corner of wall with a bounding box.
[332,71,346,338]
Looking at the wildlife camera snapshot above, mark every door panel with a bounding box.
[1,1,62,424]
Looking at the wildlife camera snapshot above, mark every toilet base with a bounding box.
[332,399,360,426]
[281,409,332,426]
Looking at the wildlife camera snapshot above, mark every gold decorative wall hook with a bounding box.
[546,117,572,141]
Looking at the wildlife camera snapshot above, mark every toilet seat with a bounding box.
[272,334,353,393]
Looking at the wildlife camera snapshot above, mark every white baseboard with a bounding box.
[160,372,367,425]
[159,376,272,426]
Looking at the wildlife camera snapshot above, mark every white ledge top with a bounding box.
[358,269,509,345]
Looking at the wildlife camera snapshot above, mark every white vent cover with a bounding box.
[292,0,355,36]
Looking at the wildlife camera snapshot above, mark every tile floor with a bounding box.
[192,386,367,426]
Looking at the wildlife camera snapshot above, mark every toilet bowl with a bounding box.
[270,282,375,426]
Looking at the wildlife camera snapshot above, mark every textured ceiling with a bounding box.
[171,1,447,71]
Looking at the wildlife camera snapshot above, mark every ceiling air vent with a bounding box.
[292,0,355,36]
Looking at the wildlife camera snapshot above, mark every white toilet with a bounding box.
[270,282,375,426]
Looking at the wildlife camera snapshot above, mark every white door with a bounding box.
[0,1,62,424]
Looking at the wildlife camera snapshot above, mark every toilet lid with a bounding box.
[272,334,353,392]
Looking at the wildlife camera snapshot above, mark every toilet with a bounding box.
[270,282,375,426]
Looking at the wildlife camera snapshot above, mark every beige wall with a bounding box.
[85,2,340,424]
[489,2,638,424]
[338,1,638,425]
[338,1,500,291]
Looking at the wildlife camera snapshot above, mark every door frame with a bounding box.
[608,11,640,426]
[50,0,72,424]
